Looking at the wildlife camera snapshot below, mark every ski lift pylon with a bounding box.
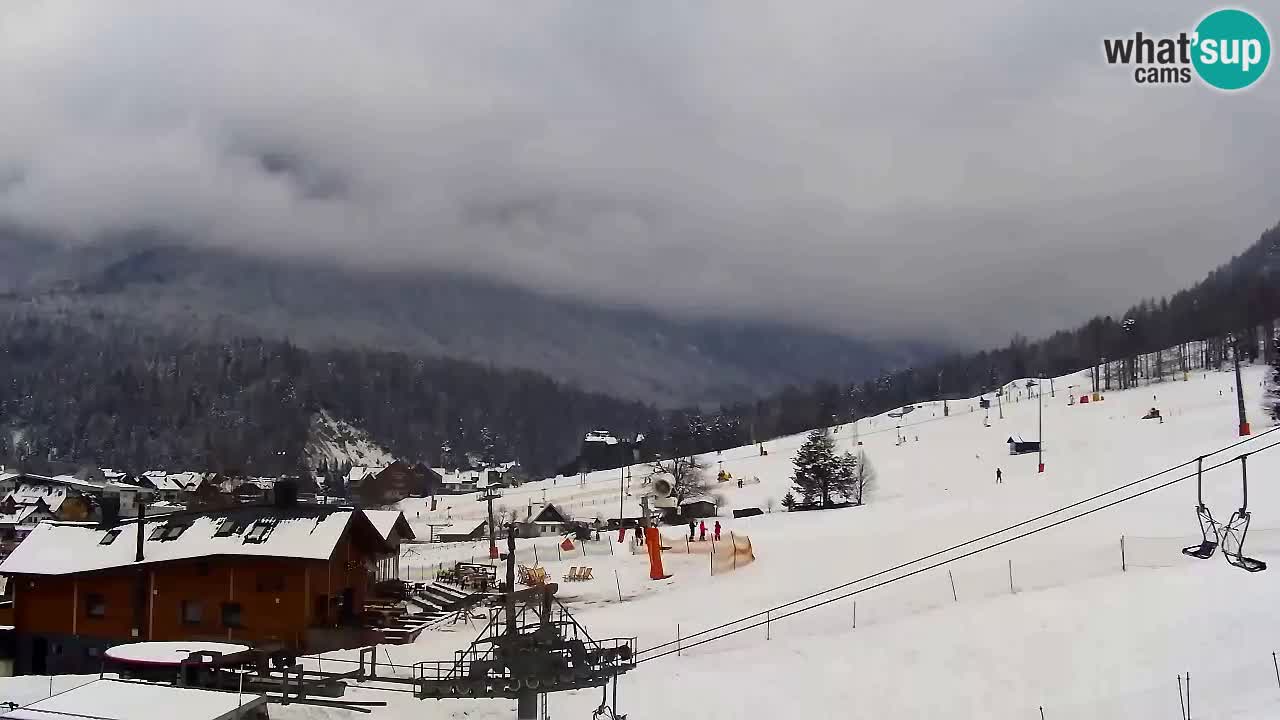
[1182,456,1220,560]
[1220,454,1266,573]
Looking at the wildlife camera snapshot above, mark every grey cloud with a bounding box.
[1,0,1277,349]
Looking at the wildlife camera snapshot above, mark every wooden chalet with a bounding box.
[516,503,573,538]
[362,510,414,582]
[0,501,398,675]
[435,519,488,543]
[347,461,429,507]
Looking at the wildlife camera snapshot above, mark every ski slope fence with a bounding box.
[398,535,630,582]
[628,531,756,575]
[398,530,758,581]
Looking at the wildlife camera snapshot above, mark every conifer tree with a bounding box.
[792,428,845,508]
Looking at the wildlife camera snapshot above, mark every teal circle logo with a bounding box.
[1192,9,1270,90]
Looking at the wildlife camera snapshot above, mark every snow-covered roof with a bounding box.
[170,472,205,491]
[7,484,70,512]
[0,504,53,527]
[105,641,249,666]
[526,502,572,523]
[347,465,386,485]
[0,679,265,720]
[584,430,619,445]
[0,507,368,576]
[436,519,487,536]
[145,472,204,493]
[51,474,104,491]
[364,509,414,541]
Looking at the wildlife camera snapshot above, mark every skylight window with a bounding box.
[243,518,277,544]
[150,522,190,541]
[214,517,249,537]
[99,529,122,545]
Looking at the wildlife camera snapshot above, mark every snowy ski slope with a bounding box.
[5,363,1279,719]
[323,362,1280,719]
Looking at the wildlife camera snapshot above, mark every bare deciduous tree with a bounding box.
[647,455,713,505]
[849,450,876,505]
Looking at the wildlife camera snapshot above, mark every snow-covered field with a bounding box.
[6,363,1280,719]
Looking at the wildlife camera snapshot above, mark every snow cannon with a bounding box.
[650,478,678,509]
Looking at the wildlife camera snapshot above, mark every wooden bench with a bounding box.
[518,565,548,586]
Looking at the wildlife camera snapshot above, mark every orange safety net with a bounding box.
[632,531,756,575]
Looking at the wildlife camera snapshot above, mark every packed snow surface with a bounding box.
[6,362,1280,719]
[0,678,264,720]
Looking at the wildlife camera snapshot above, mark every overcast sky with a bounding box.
[1,1,1277,348]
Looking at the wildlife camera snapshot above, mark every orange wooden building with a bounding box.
[0,504,397,675]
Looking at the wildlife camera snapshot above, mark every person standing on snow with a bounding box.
[698,520,707,541]
[688,520,696,541]
[713,521,721,541]
[996,468,1003,484]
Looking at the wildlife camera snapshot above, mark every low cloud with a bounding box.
[1,1,1277,347]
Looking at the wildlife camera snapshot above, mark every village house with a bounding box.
[679,498,719,520]
[362,510,414,582]
[434,519,489,543]
[4,481,95,523]
[516,503,573,538]
[137,471,207,504]
[0,500,58,561]
[437,469,480,495]
[184,478,236,511]
[0,497,395,675]
[346,461,429,507]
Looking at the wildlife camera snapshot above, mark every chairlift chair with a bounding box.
[1220,455,1266,573]
[1182,456,1220,560]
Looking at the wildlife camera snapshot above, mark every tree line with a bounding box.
[2,222,1278,477]
[639,222,1280,459]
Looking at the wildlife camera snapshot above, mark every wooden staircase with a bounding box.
[372,581,484,645]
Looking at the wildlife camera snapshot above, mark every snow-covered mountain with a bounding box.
[0,233,935,406]
[303,410,394,470]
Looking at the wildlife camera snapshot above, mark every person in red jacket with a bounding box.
[698,520,707,541]
[713,521,722,541]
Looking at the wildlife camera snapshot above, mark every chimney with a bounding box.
[274,479,298,509]
[98,494,121,529]
[135,501,146,563]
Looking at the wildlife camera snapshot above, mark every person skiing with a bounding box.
[688,520,696,541]
[713,521,722,541]
[698,521,707,541]
[996,468,1003,484]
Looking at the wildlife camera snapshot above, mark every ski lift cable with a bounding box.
[639,436,1280,665]
[636,427,1280,661]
